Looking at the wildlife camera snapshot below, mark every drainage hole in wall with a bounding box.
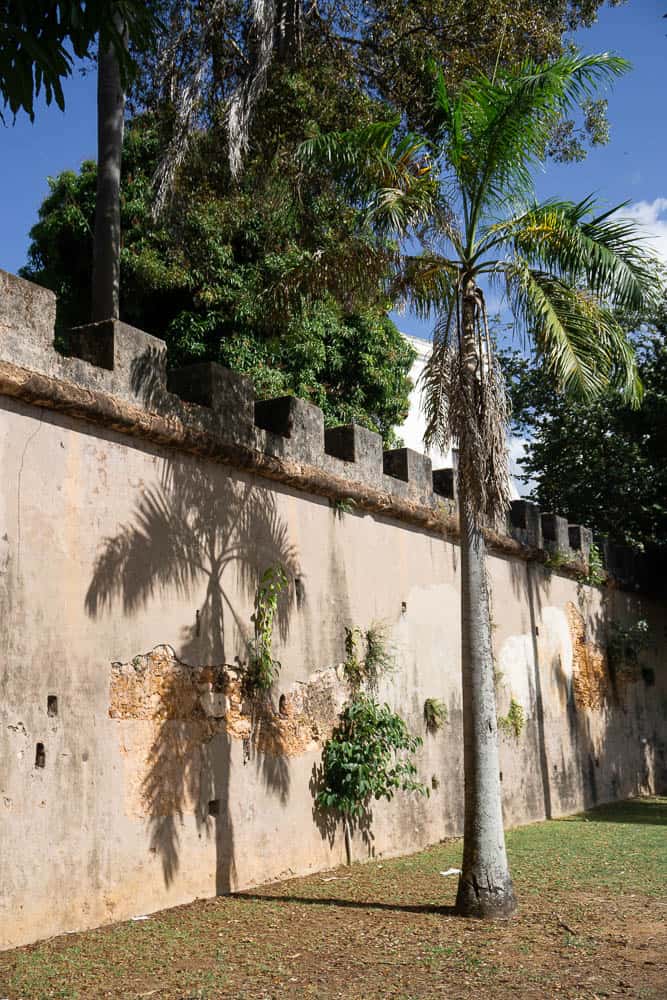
[642,667,656,687]
[35,743,46,768]
[208,800,220,817]
[47,695,58,717]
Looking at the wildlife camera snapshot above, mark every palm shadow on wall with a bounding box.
[85,456,300,892]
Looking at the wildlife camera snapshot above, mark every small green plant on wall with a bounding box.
[364,622,394,688]
[342,621,393,693]
[245,564,288,693]
[342,626,364,690]
[544,549,570,573]
[498,698,525,740]
[607,619,650,679]
[330,497,357,519]
[580,542,606,587]
[316,693,427,864]
[424,697,448,732]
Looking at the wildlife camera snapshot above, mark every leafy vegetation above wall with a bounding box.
[500,320,667,555]
[21,113,415,446]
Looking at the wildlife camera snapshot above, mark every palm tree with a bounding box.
[300,53,659,918]
[91,7,126,322]
[91,4,159,320]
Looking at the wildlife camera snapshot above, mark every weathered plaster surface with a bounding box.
[1,397,665,951]
[109,645,346,819]
[0,268,663,950]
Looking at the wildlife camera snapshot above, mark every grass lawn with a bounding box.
[1,797,665,999]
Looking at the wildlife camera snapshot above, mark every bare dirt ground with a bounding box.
[1,798,665,999]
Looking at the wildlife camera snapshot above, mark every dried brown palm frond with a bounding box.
[228,0,304,178]
[420,290,512,529]
[152,58,208,217]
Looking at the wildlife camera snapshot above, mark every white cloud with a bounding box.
[620,197,667,265]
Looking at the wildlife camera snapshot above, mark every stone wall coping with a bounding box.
[0,268,647,589]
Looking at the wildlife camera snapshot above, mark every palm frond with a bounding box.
[434,53,629,239]
[228,0,276,179]
[579,207,662,309]
[417,198,465,257]
[149,0,228,216]
[391,253,460,320]
[487,198,660,312]
[418,282,512,528]
[421,334,512,526]
[507,259,642,405]
[419,299,457,454]
[298,122,436,234]
[261,237,393,319]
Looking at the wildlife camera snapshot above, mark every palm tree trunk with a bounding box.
[91,11,126,322]
[455,282,516,919]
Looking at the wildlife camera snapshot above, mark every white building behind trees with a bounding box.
[396,333,521,500]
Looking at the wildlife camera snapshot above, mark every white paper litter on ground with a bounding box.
[439,868,462,877]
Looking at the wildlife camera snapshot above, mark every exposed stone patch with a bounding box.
[110,645,345,758]
[566,603,609,711]
[110,647,347,819]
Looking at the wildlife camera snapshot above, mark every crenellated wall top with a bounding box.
[0,268,647,589]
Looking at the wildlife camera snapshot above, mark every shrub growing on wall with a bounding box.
[316,693,426,863]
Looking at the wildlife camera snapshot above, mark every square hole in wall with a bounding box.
[641,667,656,687]
[35,743,46,768]
[47,695,58,717]
[208,800,220,817]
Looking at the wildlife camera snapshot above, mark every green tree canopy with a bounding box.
[21,114,415,444]
[132,0,622,194]
[18,0,626,443]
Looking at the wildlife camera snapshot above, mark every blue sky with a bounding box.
[2,0,667,334]
[396,0,667,339]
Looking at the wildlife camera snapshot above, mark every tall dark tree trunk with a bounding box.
[455,281,517,919]
[275,0,303,62]
[92,13,126,322]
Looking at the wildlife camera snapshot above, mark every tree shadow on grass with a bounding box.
[573,797,667,826]
[86,456,300,891]
[231,892,456,916]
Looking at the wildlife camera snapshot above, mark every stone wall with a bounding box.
[1,269,665,951]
